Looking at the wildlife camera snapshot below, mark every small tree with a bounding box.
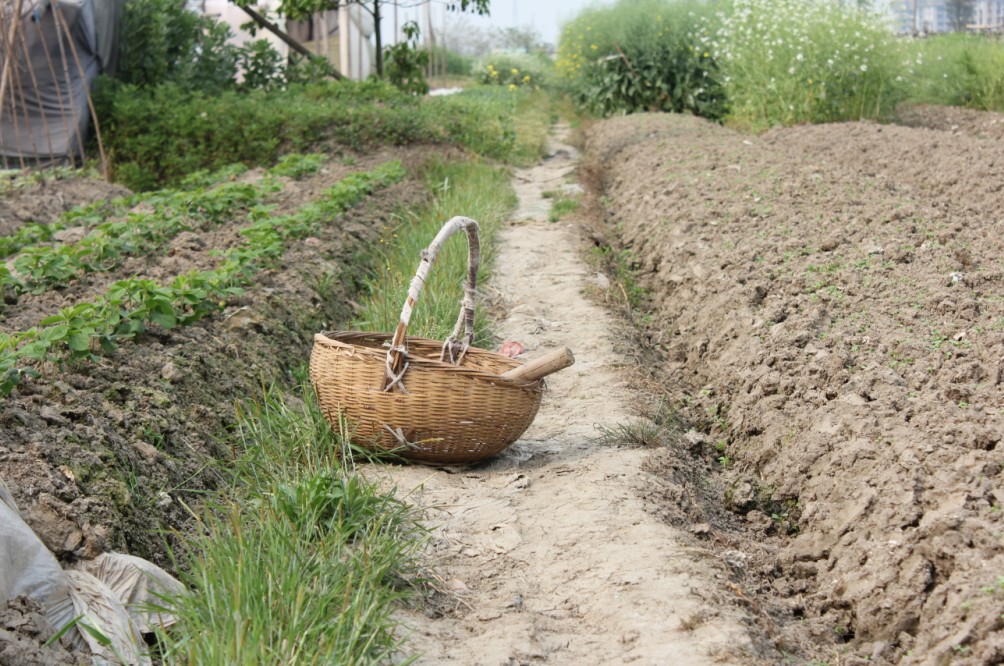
[947,0,976,31]
[232,0,491,77]
[384,21,429,94]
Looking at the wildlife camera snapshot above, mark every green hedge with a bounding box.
[101,80,524,191]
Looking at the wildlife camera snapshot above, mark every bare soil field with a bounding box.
[384,131,776,665]
[0,148,434,662]
[585,111,1003,664]
[3,105,1003,665]
[0,176,131,237]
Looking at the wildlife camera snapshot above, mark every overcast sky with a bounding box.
[388,0,608,48]
[472,0,604,44]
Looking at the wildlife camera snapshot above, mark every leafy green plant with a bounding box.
[695,0,907,130]
[268,153,326,179]
[115,0,239,93]
[237,39,289,91]
[549,194,580,222]
[384,21,430,95]
[478,52,550,90]
[0,162,405,395]
[557,0,726,119]
[160,384,421,665]
[5,180,276,295]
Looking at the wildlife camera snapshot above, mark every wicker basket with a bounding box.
[310,216,543,464]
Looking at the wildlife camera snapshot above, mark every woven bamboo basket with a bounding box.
[310,216,543,464]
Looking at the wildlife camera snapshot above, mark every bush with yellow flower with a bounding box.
[477,53,549,89]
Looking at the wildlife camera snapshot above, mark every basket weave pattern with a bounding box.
[309,217,544,464]
[311,333,542,463]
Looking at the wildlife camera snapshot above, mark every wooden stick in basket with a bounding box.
[500,347,575,382]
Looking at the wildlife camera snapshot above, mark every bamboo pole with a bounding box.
[53,5,107,174]
[35,9,76,167]
[0,0,25,113]
[15,17,56,160]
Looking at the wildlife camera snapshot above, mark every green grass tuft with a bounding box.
[354,158,517,346]
[160,385,422,665]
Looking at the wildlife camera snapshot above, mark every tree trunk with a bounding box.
[374,0,383,76]
[236,3,344,79]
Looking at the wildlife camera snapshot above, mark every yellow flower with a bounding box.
[511,68,519,75]
[590,44,598,51]
[490,70,498,78]
[508,83,517,91]
[703,52,709,58]
[523,75,531,82]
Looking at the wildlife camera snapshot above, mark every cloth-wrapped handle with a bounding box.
[383,216,480,391]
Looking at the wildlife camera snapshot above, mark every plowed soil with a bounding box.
[0,149,434,662]
[3,105,1004,666]
[385,131,776,665]
[585,111,1004,664]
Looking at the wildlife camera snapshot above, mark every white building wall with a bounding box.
[203,0,289,59]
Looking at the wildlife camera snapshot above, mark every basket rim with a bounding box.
[313,331,543,389]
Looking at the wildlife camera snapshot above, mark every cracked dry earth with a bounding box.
[383,129,771,665]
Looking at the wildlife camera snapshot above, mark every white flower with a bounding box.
[860,64,868,72]
[796,52,804,61]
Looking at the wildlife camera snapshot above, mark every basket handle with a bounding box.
[383,216,480,391]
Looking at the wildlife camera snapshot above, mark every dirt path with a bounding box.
[387,128,766,665]
[586,112,1004,664]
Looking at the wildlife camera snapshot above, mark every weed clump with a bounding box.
[556,0,727,120]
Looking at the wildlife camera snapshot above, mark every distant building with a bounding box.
[888,0,1004,33]
[201,0,376,80]
[972,0,1004,29]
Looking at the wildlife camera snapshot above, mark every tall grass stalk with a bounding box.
[160,157,520,664]
[696,0,907,131]
[907,33,1004,111]
[161,386,421,665]
[556,0,727,119]
[354,159,517,346]
[430,88,553,166]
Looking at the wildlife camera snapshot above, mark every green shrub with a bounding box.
[117,0,238,92]
[697,0,907,130]
[111,0,326,95]
[908,34,1004,111]
[104,83,283,191]
[102,80,535,190]
[384,21,430,95]
[423,46,474,76]
[557,0,726,119]
[477,52,551,89]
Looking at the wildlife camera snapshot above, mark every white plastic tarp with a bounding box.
[0,475,76,637]
[1,477,185,665]
[0,0,101,166]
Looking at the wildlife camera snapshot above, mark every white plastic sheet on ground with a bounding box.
[0,477,185,664]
